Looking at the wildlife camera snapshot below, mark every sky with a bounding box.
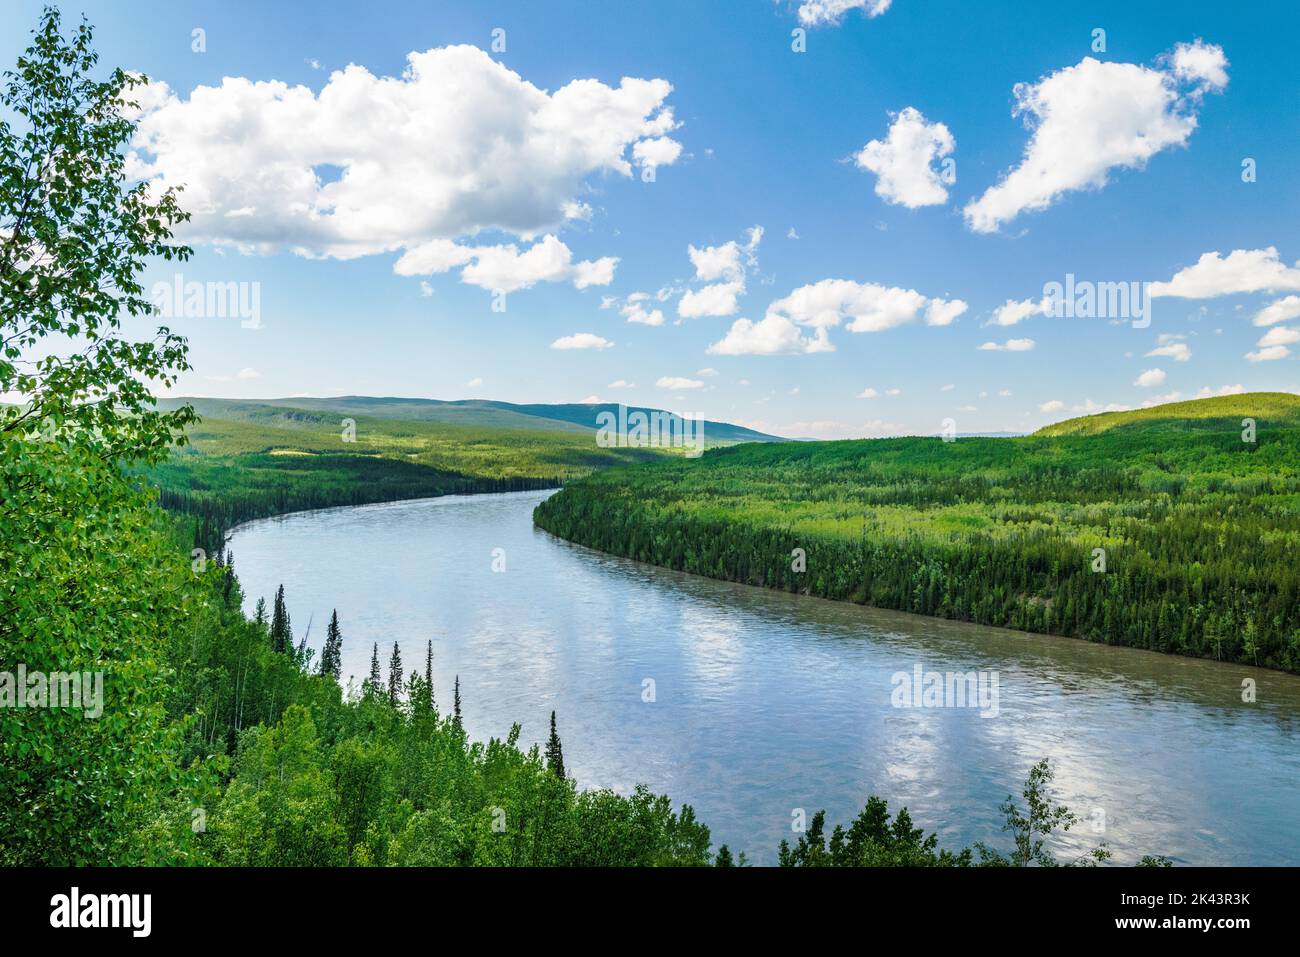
[4,0,1300,438]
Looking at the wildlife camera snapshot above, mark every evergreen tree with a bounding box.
[319,609,343,680]
[253,597,267,628]
[423,639,435,713]
[545,710,565,780]
[270,584,292,654]
[452,676,462,729]
[366,642,383,697]
[387,642,403,706]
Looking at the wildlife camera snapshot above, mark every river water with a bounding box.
[229,490,1300,865]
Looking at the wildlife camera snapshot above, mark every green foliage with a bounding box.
[535,395,1300,672]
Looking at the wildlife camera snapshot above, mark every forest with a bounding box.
[535,393,1300,674]
[1,7,1171,868]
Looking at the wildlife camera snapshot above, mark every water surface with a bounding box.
[230,490,1300,864]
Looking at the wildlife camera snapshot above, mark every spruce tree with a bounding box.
[366,642,382,697]
[270,584,292,654]
[452,675,462,728]
[423,640,435,713]
[253,597,267,628]
[545,710,565,780]
[319,609,343,679]
[387,642,403,705]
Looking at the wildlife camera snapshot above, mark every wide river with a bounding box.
[230,490,1300,865]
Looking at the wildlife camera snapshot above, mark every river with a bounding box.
[229,490,1300,865]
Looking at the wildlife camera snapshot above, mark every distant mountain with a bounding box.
[1034,392,1300,437]
[164,396,786,444]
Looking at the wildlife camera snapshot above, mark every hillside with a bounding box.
[534,393,1300,673]
[148,396,779,538]
[1035,392,1300,437]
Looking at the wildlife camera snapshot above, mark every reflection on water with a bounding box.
[229,490,1300,865]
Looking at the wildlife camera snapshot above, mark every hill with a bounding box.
[535,392,1300,673]
[1035,392,1300,437]
[148,396,781,538]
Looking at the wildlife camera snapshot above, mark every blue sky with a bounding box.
[5,0,1299,437]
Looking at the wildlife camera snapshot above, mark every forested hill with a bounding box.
[534,392,1300,673]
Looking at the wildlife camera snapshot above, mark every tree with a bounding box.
[980,758,1110,867]
[270,584,292,654]
[423,639,435,713]
[387,642,403,706]
[319,609,343,680]
[545,710,565,780]
[365,642,382,697]
[452,676,462,729]
[253,597,267,629]
[0,7,198,863]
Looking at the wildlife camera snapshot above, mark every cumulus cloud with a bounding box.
[1196,383,1244,397]
[991,297,1048,327]
[1255,295,1300,327]
[1146,338,1191,361]
[855,107,955,208]
[394,234,617,293]
[128,45,678,282]
[236,367,261,379]
[551,332,613,350]
[621,299,666,326]
[1039,399,1065,413]
[708,277,966,355]
[678,227,762,319]
[797,0,892,27]
[1245,325,1299,362]
[1149,247,1300,299]
[978,338,1035,352]
[963,40,1228,233]
[1134,367,1167,387]
[656,376,703,389]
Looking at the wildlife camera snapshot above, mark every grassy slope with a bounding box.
[534,393,1300,672]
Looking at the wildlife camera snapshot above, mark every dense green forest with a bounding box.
[535,393,1300,673]
[0,8,1164,868]
[145,398,671,543]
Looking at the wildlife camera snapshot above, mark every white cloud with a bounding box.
[963,41,1227,233]
[551,332,613,350]
[607,379,635,388]
[696,367,719,377]
[1196,383,1244,398]
[419,281,434,297]
[396,234,617,293]
[857,387,879,398]
[708,277,965,355]
[1142,390,1184,407]
[855,107,955,208]
[621,300,666,326]
[465,376,483,387]
[798,0,892,27]
[1150,247,1300,299]
[129,45,678,271]
[991,297,1047,327]
[940,383,955,392]
[1073,399,1131,413]
[1255,295,1300,327]
[656,376,703,389]
[678,280,746,319]
[1258,326,1300,347]
[1134,367,1167,387]
[1245,346,1289,362]
[578,394,601,404]
[978,338,1035,352]
[1039,399,1065,413]
[1146,341,1191,361]
[679,227,762,318]
[236,367,261,379]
